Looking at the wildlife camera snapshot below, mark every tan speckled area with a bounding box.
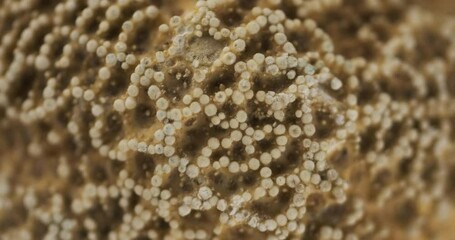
[0,0,454,239]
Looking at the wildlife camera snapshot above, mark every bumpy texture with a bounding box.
[0,0,455,239]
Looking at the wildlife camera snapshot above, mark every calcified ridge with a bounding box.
[0,0,455,239]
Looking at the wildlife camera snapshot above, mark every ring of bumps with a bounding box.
[0,0,455,239]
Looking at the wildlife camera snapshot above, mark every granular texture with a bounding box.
[0,0,454,239]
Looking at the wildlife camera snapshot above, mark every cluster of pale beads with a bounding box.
[0,0,454,239]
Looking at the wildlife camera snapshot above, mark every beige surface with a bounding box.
[0,0,454,239]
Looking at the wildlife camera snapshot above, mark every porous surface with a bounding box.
[0,0,455,239]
